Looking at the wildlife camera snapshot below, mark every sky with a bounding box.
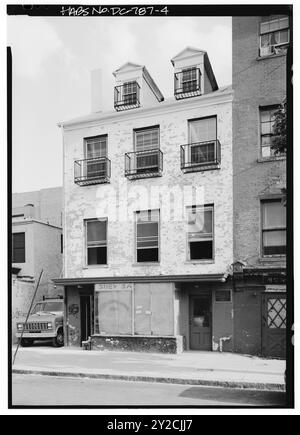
[8,15,232,193]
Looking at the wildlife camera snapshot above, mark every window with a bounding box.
[260,16,289,56]
[262,200,286,256]
[85,135,107,178]
[135,126,160,173]
[187,205,214,260]
[86,219,107,265]
[182,67,198,92]
[260,107,279,158]
[136,210,159,263]
[123,81,138,105]
[215,290,231,302]
[189,117,217,164]
[12,232,25,263]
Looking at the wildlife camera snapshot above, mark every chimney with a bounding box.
[24,203,35,219]
[91,69,103,113]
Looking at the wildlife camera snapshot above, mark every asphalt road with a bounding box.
[11,374,286,407]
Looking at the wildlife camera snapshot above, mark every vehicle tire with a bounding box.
[52,329,64,347]
[20,338,34,347]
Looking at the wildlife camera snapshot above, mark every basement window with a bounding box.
[187,205,214,260]
[86,219,107,265]
[136,210,159,263]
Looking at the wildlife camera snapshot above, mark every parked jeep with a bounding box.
[16,297,64,347]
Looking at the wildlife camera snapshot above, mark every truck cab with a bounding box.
[16,297,64,347]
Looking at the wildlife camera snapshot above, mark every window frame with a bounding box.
[259,16,290,56]
[134,125,160,152]
[187,116,218,166]
[181,66,199,92]
[261,199,286,258]
[259,105,281,159]
[12,232,26,263]
[85,218,108,266]
[135,209,160,264]
[123,81,138,105]
[186,204,215,262]
[84,135,108,159]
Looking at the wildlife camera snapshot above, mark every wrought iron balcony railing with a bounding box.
[114,81,140,111]
[174,68,201,99]
[125,149,163,179]
[74,157,111,186]
[180,140,221,172]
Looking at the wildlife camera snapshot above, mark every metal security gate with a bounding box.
[262,293,286,359]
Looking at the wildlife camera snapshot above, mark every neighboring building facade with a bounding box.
[12,188,63,340]
[232,15,289,358]
[55,48,235,353]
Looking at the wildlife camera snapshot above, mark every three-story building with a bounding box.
[55,47,234,353]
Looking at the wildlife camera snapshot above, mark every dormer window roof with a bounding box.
[113,62,164,111]
[171,47,218,99]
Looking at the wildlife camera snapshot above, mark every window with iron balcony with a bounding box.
[74,135,111,186]
[114,81,140,111]
[174,67,201,99]
[181,116,221,173]
[125,126,163,180]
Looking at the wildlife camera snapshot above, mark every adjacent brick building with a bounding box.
[232,15,289,358]
[12,187,63,341]
[55,48,235,353]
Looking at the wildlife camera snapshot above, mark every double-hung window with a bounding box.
[12,232,25,263]
[187,205,214,260]
[182,67,198,93]
[86,219,107,265]
[260,16,289,57]
[260,107,279,158]
[262,200,286,256]
[135,126,160,173]
[85,135,107,179]
[136,210,159,263]
[123,81,138,105]
[188,117,217,165]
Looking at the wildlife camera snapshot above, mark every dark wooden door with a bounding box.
[80,295,92,344]
[262,293,286,359]
[189,294,212,350]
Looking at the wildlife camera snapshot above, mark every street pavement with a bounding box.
[12,374,286,407]
[12,345,286,391]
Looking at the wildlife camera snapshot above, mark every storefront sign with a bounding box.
[265,285,286,293]
[95,283,134,292]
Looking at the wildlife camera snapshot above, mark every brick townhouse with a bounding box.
[231,14,289,358]
[54,47,235,353]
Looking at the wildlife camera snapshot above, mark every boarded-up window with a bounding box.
[95,290,132,335]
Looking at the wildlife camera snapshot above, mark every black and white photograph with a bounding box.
[4,1,296,416]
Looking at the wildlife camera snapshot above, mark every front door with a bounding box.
[189,294,212,350]
[262,293,286,358]
[80,295,92,345]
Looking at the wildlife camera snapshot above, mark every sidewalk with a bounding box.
[12,345,286,391]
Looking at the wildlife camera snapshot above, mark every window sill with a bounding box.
[257,156,286,163]
[83,265,109,269]
[185,260,215,264]
[256,52,287,61]
[259,256,286,263]
[132,262,160,266]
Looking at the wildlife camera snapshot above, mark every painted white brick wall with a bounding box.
[62,90,233,279]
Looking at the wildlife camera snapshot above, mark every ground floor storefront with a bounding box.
[54,270,287,358]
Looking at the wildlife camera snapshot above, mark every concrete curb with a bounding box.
[12,368,285,392]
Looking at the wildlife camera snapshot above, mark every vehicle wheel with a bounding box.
[53,329,64,347]
[20,338,34,347]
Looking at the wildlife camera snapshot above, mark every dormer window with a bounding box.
[174,67,201,99]
[114,81,140,111]
[259,16,289,57]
